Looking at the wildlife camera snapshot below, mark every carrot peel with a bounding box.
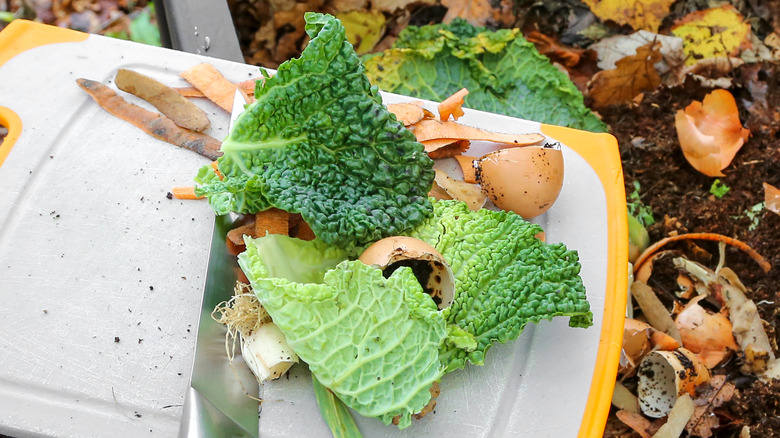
[633,233,771,275]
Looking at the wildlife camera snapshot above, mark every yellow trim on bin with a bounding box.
[0,106,22,168]
[0,20,88,168]
[0,19,87,69]
[541,124,628,438]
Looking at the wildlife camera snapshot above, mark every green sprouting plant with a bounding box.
[627,181,655,226]
[709,179,730,198]
[746,202,765,231]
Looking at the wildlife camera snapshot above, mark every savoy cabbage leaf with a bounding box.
[196,12,434,248]
[238,234,446,429]
[405,200,592,372]
[363,19,607,133]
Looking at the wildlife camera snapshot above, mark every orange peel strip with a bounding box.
[633,233,771,275]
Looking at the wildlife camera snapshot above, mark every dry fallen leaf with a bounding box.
[615,410,654,438]
[671,5,752,66]
[526,30,585,67]
[581,0,676,32]
[740,63,780,136]
[335,9,386,54]
[675,89,750,177]
[685,375,736,438]
[441,0,498,26]
[589,30,685,81]
[588,42,662,108]
[765,182,780,215]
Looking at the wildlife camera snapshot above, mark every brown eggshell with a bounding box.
[475,146,564,219]
[358,236,455,310]
[675,295,738,368]
[620,318,653,376]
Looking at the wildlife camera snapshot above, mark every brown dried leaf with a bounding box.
[588,42,662,108]
[685,375,736,438]
[615,410,653,438]
[739,63,780,136]
[441,0,498,26]
[526,30,584,67]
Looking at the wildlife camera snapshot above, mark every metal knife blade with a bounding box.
[178,91,256,438]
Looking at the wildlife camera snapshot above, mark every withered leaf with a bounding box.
[685,375,736,438]
[441,0,499,26]
[588,42,662,108]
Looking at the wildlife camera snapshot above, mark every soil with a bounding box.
[599,71,780,437]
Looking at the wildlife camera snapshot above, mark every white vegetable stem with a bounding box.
[240,322,299,381]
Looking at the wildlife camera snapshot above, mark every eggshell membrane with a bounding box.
[475,146,564,219]
[637,348,710,418]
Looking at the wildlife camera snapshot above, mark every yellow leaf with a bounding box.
[671,5,752,66]
[335,10,386,55]
[587,42,662,108]
[581,0,676,32]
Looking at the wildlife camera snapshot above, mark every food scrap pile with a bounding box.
[75,12,593,435]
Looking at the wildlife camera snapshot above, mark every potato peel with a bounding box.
[115,68,211,132]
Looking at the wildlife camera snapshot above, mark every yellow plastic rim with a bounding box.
[0,20,87,168]
[541,124,628,438]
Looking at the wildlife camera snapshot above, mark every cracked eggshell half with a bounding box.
[637,348,711,418]
[358,236,455,310]
[475,145,564,219]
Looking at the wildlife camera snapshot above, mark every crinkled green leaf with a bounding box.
[239,234,446,429]
[363,19,607,132]
[197,12,434,249]
[405,200,593,372]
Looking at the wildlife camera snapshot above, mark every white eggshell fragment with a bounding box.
[637,348,710,418]
[358,236,455,310]
[475,146,564,219]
